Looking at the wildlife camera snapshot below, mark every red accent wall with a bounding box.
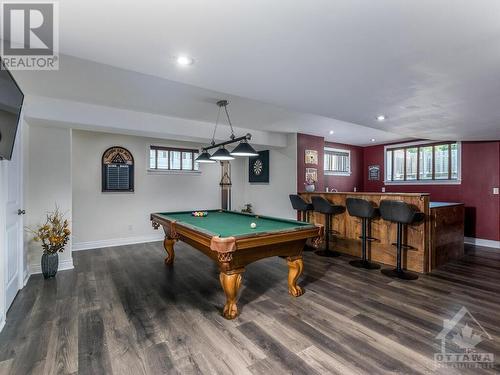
[297,133,325,192]
[297,134,499,241]
[324,141,363,192]
[363,141,500,241]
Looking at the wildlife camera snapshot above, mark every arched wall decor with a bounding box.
[101,146,134,192]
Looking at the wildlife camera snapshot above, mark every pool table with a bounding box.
[150,210,322,319]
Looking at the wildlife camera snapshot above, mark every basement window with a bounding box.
[149,146,200,173]
[385,141,460,184]
[324,147,351,176]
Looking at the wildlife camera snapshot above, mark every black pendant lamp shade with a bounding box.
[195,150,216,163]
[210,146,235,161]
[230,140,258,156]
[199,100,257,163]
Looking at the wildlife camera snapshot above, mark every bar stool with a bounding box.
[289,194,314,222]
[379,200,425,280]
[311,196,345,257]
[346,198,381,270]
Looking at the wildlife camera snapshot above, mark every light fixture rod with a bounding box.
[216,100,236,140]
[210,105,222,146]
[203,133,252,151]
[223,103,235,140]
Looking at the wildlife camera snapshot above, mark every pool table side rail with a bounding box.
[150,212,323,253]
[152,212,219,237]
[155,210,315,226]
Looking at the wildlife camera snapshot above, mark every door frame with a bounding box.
[0,117,25,330]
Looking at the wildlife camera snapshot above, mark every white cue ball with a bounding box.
[250,222,257,228]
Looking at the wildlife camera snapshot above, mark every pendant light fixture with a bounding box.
[195,149,216,163]
[195,100,258,163]
[211,146,234,161]
[230,139,258,157]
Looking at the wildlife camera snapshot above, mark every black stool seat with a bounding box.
[379,200,424,280]
[289,194,314,213]
[379,200,425,225]
[312,196,345,215]
[346,198,380,219]
[289,194,315,251]
[311,196,345,257]
[346,198,380,270]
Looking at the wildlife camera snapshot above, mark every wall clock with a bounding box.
[248,150,269,183]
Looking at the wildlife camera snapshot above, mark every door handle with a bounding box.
[17,209,26,215]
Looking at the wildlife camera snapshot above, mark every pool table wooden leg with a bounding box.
[287,256,304,297]
[163,238,176,265]
[219,269,244,320]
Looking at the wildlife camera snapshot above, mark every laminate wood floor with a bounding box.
[0,242,499,374]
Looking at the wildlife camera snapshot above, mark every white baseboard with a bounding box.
[465,237,500,249]
[72,234,164,251]
[23,271,30,286]
[29,257,74,275]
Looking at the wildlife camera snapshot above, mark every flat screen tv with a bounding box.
[0,59,24,160]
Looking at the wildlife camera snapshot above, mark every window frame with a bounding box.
[324,147,351,176]
[384,140,461,185]
[148,145,201,174]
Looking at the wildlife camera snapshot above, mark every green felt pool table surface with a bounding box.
[155,210,314,238]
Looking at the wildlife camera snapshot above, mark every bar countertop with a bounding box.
[297,191,465,272]
[430,202,464,209]
[298,191,430,197]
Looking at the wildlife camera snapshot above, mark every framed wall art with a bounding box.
[305,149,318,165]
[102,146,134,192]
[368,165,380,181]
[249,150,269,183]
[305,167,318,183]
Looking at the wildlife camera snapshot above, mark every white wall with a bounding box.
[233,133,297,219]
[71,130,297,248]
[25,125,73,273]
[71,130,224,247]
[25,95,288,148]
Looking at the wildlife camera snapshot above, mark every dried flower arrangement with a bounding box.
[27,206,71,254]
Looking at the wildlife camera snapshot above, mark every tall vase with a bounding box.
[305,184,315,192]
[41,253,59,279]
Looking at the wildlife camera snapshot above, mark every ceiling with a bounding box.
[14,55,405,146]
[12,1,500,142]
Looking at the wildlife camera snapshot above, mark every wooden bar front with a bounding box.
[429,202,465,270]
[299,192,464,273]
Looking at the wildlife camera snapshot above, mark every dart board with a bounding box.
[249,150,269,183]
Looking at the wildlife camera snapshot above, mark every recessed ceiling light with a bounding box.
[376,115,386,121]
[370,138,376,142]
[176,55,194,66]
[329,130,334,135]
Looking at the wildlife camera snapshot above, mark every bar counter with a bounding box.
[299,192,464,273]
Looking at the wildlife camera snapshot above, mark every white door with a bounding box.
[4,125,23,311]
